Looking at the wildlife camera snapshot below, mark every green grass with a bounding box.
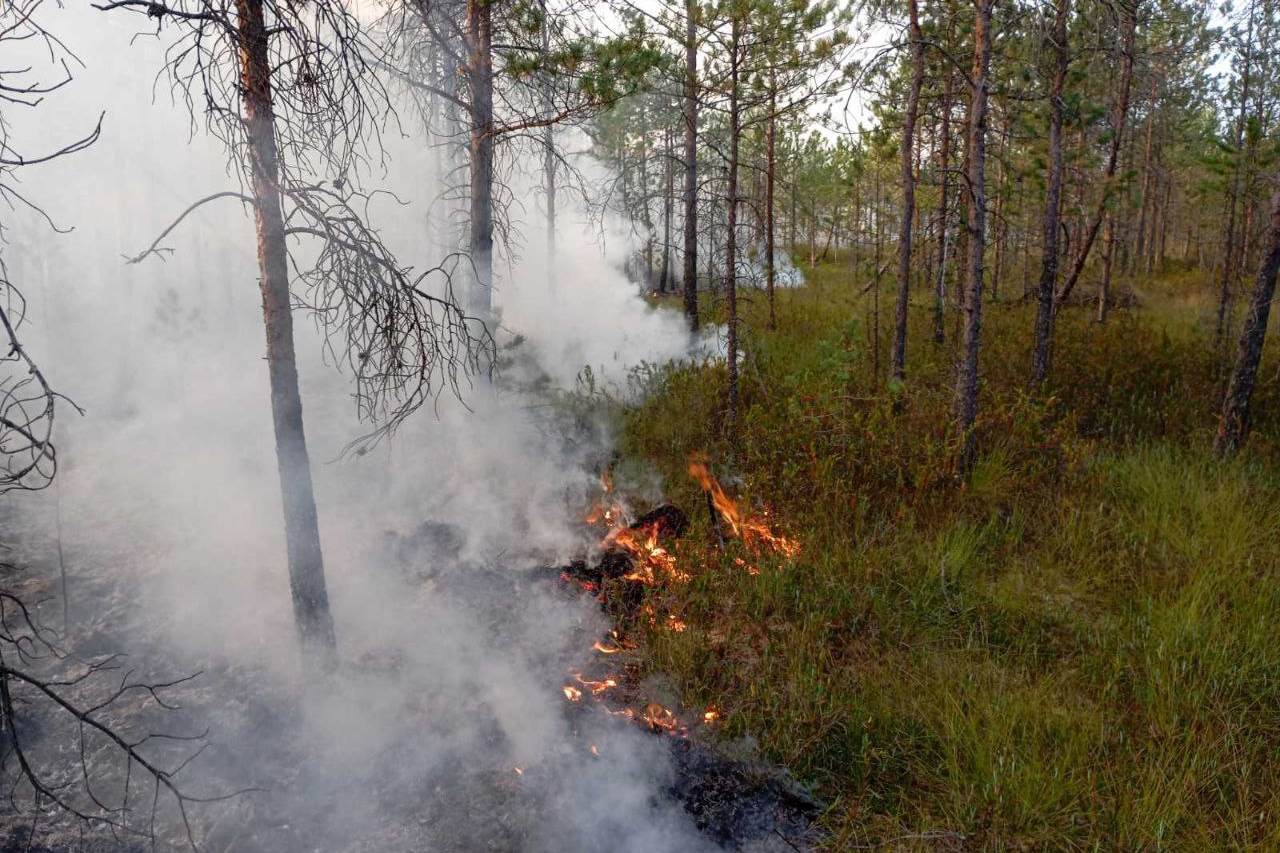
[615,262,1280,849]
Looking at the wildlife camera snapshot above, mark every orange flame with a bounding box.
[688,454,799,558]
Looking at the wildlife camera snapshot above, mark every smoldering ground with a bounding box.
[0,7,743,851]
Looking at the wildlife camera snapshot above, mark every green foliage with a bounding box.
[614,263,1280,849]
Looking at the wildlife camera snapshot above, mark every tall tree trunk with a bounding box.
[467,0,495,315]
[682,0,699,330]
[726,14,742,433]
[1055,7,1135,313]
[954,0,994,477]
[1215,180,1280,456]
[1215,5,1253,361]
[1133,108,1155,275]
[1030,0,1070,385]
[765,84,778,330]
[661,122,674,292]
[934,63,954,344]
[542,1,556,276]
[892,0,924,387]
[235,0,336,668]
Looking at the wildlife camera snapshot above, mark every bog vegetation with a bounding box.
[3,0,1280,847]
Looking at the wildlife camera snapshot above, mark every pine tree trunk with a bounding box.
[892,0,924,387]
[542,0,556,273]
[661,122,674,293]
[682,0,699,330]
[954,0,994,478]
[1097,213,1115,322]
[467,0,495,315]
[934,63,954,345]
[765,87,778,330]
[235,0,336,669]
[1030,0,1070,385]
[1216,180,1280,456]
[726,15,742,433]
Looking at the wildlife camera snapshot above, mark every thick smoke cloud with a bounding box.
[3,7,721,850]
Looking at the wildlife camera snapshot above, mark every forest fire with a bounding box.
[555,456,801,751]
[688,454,799,558]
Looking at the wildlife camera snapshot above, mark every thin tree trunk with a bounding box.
[1030,0,1070,385]
[467,0,495,315]
[661,122,674,292]
[1097,213,1115,322]
[934,63,954,344]
[1215,7,1252,360]
[542,0,556,275]
[765,84,778,330]
[726,14,742,434]
[892,0,924,387]
[682,0,699,330]
[954,0,994,478]
[1216,180,1280,456]
[235,0,336,668]
[1060,5,1136,304]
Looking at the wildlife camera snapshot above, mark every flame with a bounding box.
[514,767,524,776]
[703,708,719,723]
[666,614,687,632]
[643,703,678,732]
[590,744,600,757]
[688,454,799,558]
[562,685,583,702]
[607,523,689,584]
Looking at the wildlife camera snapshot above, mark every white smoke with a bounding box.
[3,6,724,850]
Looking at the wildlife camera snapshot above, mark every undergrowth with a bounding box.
[613,262,1280,850]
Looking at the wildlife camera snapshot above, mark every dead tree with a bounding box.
[96,0,495,672]
[0,586,247,848]
[0,0,102,495]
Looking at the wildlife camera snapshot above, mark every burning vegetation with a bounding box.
[542,454,819,849]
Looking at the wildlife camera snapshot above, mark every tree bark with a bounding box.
[934,62,954,345]
[892,0,924,386]
[954,0,994,478]
[725,14,741,432]
[682,0,699,330]
[765,85,778,330]
[467,0,495,315]
[661,121,674,293]
[1215,180,1280,456]
[235,0,336,669]
[1097,213,1115,322]
[542,0,556,276]
[1029,0,1070,385]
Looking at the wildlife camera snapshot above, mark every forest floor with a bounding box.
[608,262,1280,850]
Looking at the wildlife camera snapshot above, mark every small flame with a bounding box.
[562,685,583,702]
[703,708,719,723]
[589,744,600,757]
[643,703,679,732]
[689,454,799,558]
[667,614,687,632]
[514,767,524,776]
